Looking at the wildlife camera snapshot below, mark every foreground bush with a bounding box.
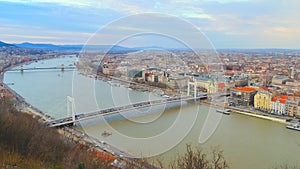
[168,145,229,169]
[0,99,111,169]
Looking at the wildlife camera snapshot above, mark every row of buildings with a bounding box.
[230,86,300,117]
[93,50,300,116]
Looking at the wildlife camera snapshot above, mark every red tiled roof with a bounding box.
[262,87,269,91]
[280,99,287,104]
[232,87,257,92]
[108,65,118,69]
[103,58,110,62]
[93,151,115,161]
[271,97,277,102]
[225,70,234,74]
[22,57,30,62]
[280,95,290,99]
[218,83,226,88]
[271,96,290,103]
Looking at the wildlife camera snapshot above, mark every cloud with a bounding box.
[0,0,91,7]
[202,0,252,3]
[3,34,61,40]
[0,0,216,21]
[224,31,249,35]
[182,13,216,20]
[0,0,300,48]
[272,27,290,33]
[263,26,300,39]
[108,25,152,32]
[0,0,145,14]
[0,23,92,44]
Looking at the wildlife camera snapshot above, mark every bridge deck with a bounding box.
[48,95,207,127]
[7,66,76,71]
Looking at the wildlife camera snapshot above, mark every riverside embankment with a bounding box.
[203,100,290,125]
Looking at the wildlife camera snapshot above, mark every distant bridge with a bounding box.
[7,66,76,72]
[47,95,207,127]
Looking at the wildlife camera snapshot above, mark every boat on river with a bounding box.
[102,131,112,137]
[216,109,231,115]
[286,122,300,131]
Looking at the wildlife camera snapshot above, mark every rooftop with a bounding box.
[232,86,257,92]
[271,95,290,103]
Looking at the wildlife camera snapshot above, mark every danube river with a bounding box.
[4,56,300,169]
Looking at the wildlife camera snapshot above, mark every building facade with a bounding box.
[254,90,272,112]
[195,77,226,94]
[270,96,290,115]
[230,87,258,106]
[285,97,300,117]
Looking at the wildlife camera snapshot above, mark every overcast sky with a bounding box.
[0,0,299,49]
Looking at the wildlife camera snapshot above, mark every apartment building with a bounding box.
[254,90,272,112]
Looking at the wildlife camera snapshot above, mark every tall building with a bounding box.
[289,66,295,79]
[254,90,272,112]
[270,96,290,115]
[285,97,300,117]
[270,96,300,117]
[230,87,258,106]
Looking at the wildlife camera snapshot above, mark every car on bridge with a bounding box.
[63,117,72,122]
[75,114,85,120]
[45,121,56,126]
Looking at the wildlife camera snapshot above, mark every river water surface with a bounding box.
[4,56,300,169]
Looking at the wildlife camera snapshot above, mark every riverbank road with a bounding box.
[61,127,159,168]
[229,106,292,124]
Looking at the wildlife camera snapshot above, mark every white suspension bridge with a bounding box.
[47,81,208,127]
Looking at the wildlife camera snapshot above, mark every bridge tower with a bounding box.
[67,96,75,125]
[20,65,23,73]
[187,80,197,98]
[61,64,64,72]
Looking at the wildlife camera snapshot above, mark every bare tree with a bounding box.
[169,144,229,169]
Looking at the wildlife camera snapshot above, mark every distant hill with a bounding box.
[14,42,59,50]
[0,41,15,47]
[12,42,172,53]
[14,42,82,50]
[5,41,299,53]
[1,41,198,52]
[14,42,136,52]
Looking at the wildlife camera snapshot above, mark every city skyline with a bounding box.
[0,0,300,49]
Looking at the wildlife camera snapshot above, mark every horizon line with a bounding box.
[2,40,300,50]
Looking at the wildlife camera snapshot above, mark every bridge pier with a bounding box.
[61,64,64,72]
[20,65,23,73]
[67,96,75,126]
[187,81,197,98]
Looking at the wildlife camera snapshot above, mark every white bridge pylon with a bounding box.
[187,81,197,98]
[67,96,76,126]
